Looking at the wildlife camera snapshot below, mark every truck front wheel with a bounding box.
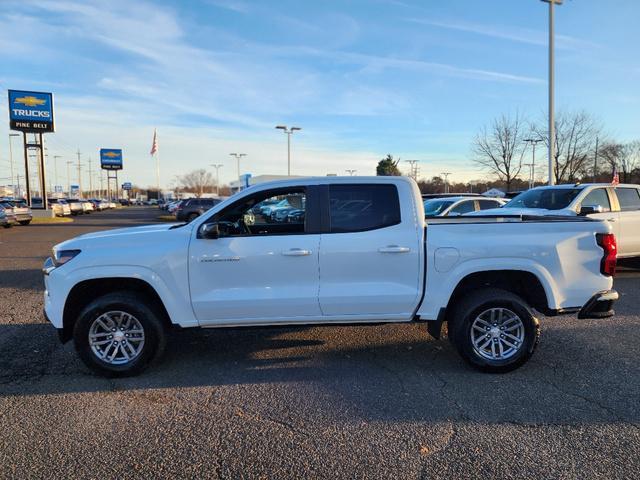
[73,292,167,377]
[448,288,540,373]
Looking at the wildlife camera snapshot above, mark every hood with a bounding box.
[55,222,190,251]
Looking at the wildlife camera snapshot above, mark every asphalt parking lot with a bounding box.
[0,207,639,479]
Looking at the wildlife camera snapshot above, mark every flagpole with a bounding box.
[156,150,160,200]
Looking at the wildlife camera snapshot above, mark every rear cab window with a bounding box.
[615,188,640,211]
[328,184,401,233]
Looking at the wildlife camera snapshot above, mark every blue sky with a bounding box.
[1,0,639,189]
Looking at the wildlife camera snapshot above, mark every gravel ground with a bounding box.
[0,207,638,479]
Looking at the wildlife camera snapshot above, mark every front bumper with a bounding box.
[578,290,618,319]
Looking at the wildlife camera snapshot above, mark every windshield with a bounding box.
[424,199,454,216]
[504,188,582,210]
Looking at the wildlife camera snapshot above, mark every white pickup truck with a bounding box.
[43,177,618,377]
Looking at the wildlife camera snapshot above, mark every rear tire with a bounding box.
[19,220,31,226]
[448,288,539,373]
[188,212,199,222]
[73,292,167,377]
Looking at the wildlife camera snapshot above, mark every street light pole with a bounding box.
[524,138,542,189]
[210,163,223,196]
[345,169,357,176]
[440,172,452,194]
[229,153,246,180]
[8,134,19,195]
[275,125,301,176]
[542,0,563,185]
[53,155,62,191]
[66,160,73,195]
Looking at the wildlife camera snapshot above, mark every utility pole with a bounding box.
[8,134,19,195]
[524,138,542,189]
[524,163,536,190]
[275,125,302,176]
[229,153,246,180]
[441,172,452,194]
[345,169,357,176]
[542,0,563,185]
[76,149,82,197]
[210,163,223,196]
[405,160,419,181]
[593,137,599,183]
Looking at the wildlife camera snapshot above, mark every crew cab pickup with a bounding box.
[43,177,618,376]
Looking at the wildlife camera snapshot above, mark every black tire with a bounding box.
[448,288,540,373]
[73,292,167,377]
[19,220,31,226]
[187,212,199,222]
[3,224,11,228]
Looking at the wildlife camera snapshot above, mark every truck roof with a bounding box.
[529,183,639,190]
[241,175,416,191]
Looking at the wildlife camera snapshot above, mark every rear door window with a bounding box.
[329,184,401,233]
[449,200,476,215]
[616,188,640,211]
[478,199,503,210]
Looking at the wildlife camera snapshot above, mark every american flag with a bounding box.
[612,166,619,186]
[150,129,158,155]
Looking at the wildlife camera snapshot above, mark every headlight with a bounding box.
[52,249,81,267]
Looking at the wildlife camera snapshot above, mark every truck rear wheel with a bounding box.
[448,288,539,373]
[73,292,166,377]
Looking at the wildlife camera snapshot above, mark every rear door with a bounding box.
[318,182,422,317]
[613,187,640,257]
[579,187,621,244]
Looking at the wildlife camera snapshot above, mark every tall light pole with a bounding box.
[275,125,301,176]
[441,172,452,194]
[210,163,223,196]
[524,138,542,189]
[66,160,73,195]
[542,0,563,185]
[405,160,419,181]
[345,169,357,176]
[229,153,246,180]
[53,155,62,192]
[8,133,19,195]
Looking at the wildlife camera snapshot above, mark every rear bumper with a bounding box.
[578,290,618,319]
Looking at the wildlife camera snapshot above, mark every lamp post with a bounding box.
[542,0,563,185]
[53,155,62,192]
[8,134,20,195]
[524,138,542,189]
[229,153,246,180]
[440,172,452,194]
[345,169,357,176]
[66,160,73,195]
[275,125,301,176]
[210,163,223,196]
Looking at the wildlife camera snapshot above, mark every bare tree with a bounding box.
[178,169,214,197]
[599,140,640,182]
[472,113,526,191]
[532,110,602,184]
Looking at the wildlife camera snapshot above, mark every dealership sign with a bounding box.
[100,149,123,170]
[122,182,132,190]
[8,90,55,133]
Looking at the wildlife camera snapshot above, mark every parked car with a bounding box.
[2,200,33,225]
[286,209,305,223]
[48,199,72,217]
[65,199,85,215]
[44,176,618,376]
[262,196,304,222]
[0,205,15,227]
[474,183,640,258]
[175,197,222,222]
[119,199,131,206]
[424,196,506,217]
[252,199,279,215]
[108,201,117,209]
[81,201,94,214]
[167,200,184,214]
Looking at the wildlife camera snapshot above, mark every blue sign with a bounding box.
[122,182,132,190]
[100,148,123,170]
[8,90,55,133]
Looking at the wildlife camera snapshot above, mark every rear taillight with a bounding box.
[596,233,617,277]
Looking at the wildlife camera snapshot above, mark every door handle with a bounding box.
[282,248,311,256]
[607,218,617,222]
[378,245,411,253]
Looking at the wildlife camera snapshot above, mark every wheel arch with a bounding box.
[60,277,173,343]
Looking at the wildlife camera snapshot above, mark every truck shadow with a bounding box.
[0,320,638,425]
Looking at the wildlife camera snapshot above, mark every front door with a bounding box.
[189,187,322,324]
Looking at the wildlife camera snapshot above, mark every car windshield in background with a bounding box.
[504,188,582,211]
[424,199,454,216]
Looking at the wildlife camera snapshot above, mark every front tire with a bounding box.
[73,292,167,377]
[448,288,540,373]
[19,220,31,226]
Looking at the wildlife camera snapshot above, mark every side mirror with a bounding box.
[579,205,604,216]
[199,223,219,239]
